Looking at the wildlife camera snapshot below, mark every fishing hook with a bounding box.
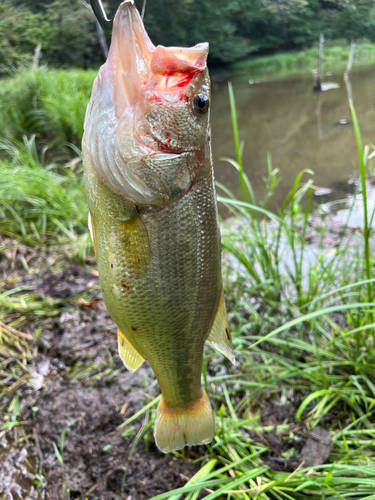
[89,0,114,34]
[89,0,146,34]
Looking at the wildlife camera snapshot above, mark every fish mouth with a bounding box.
[142,150,196,164]
[83,1,206,206]
[108,1,208,116]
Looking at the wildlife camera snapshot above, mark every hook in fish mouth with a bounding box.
[90,0,146,33]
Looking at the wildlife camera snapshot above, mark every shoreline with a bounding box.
[214,41,375,81]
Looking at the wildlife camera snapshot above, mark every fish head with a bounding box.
[83,0,211,206]
[134,45,210,155]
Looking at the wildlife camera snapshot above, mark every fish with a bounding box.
[82,0,234,453]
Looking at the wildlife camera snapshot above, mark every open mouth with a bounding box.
[108,1,208,117]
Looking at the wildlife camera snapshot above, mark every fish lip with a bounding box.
[144,150,194,161]
[125,150,192,163]
[149,152,184,159]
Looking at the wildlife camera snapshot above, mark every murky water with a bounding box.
[210,64,375,209]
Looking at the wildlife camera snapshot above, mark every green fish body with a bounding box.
[82,0,234,453]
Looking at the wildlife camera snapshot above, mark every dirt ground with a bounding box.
[0,236,329,499]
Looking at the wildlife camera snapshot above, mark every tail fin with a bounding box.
[154,390,214,453]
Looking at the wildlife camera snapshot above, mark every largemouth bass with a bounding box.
[82,0,234,453]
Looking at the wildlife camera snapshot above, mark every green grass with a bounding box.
[0,67,95,259]
[0,66,95,150]
[230,41,375,80]
[1,66,375,498]
[0,135,91,260]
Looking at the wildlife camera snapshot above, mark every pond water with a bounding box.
[210,64,375,210]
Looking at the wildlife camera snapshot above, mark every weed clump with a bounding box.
[0,67,95,149]
[0,136,90,260]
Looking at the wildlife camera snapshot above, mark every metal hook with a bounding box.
[141,0,146,19]
[89,0,114,34]
[90,0,147,34]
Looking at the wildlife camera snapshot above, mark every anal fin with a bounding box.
[117,328,145,372]
[206,290,235,364]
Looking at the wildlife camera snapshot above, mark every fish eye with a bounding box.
[193,94,209,114]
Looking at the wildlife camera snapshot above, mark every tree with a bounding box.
[330,0,375,41]
[138,0,250,63]
[0,1,51,73]
[43,0,100,68]
[3,0,375,69]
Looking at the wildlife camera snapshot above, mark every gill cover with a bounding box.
[83,0,210,206]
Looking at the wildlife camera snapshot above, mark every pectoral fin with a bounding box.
[117,328,145,372]
[116,208,151,272]
[206,291,235,364]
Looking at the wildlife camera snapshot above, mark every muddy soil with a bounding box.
[1,239,204,499]
[32,375,200,500]
[0,236,325,499]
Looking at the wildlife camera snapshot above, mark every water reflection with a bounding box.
[210,65,375,209]
[326,181,375,229]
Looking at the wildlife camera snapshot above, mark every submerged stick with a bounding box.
[344,40,355,81]
[313,33,324,92]
[32,43,42,68]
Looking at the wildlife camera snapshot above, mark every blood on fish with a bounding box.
[156,139,177,153]
[160,65,199,78]
[194,150,204,164]
[152,55,201,88]
[165,132,172,148]
[159,70,200,89]
[121,283,130,291]
[173,70,200,88]
[149,94,163,103]
[131,327,137,331]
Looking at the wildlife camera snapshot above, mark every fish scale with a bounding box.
[85,164,220,406]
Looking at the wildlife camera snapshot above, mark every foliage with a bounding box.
[141,0,251,63]
[0,67,95,148]
[0,0,101,74]
[42,0,100,68]
[3,0,375,68]
[0,136,89,254]
[0,1,51,71]
[230,41,375,78]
